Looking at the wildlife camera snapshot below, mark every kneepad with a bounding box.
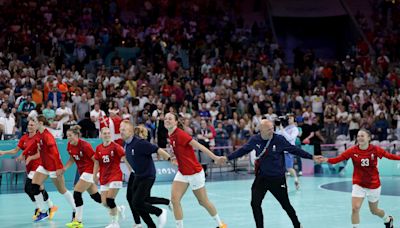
[90,192,102,204]
[73,191,83,207]
[106,198,116,209]
[24,179,33,194]
[31,183,41,195]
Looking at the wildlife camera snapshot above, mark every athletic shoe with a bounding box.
[32,208,40,220]
[34,212,49,222]
[298,171,303,176]
[65,220,83,228]
[158,208,167,228]
[117,205,126,221]
[295,181,300,190]
[48,205,58,220]
[133,225,143,228]
[217,222,227,228]
[384,216,394,228]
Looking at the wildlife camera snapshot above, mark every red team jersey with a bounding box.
[328,145,400,189]
[24,129,63,171]
[169,128,203,175]
[94,142,125,185]
[67,139,95,174]
[19,134,41,173]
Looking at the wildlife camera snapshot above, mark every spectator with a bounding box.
[214,122,229,156]
[47,84,62,108]
[78,112,97,138]
[17,95,36,133]
[374,112,389,141]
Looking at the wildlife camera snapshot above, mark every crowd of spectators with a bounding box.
[0,0,399,156]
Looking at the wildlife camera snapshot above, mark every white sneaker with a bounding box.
[298,171,303,176]
[118,205,126,221]
[158,208,167,228]
[133,224,143,228]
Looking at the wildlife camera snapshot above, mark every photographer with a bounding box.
[276,114,300,190]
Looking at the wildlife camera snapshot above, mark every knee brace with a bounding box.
[73,191,84,207]
[90,192,102,204]
[41,189,49,201]
[24,179,35,201]
[106,198,116,209]
[24,179,32,195]
[31,183,41,196]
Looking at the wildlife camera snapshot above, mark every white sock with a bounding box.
[45,198,54,208]
[76,206,83,222]
[34,193,46,212]
[63,191,76,211]
[212,214,223,226]
[111,214,119,223]
[352,224,359,228]
[294,177,299,182]
[383,213,390,222]
[176,220,184,228]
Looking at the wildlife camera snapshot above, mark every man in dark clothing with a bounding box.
[78,112,97,138]
[120,120,173,228]
[217,120,322,228]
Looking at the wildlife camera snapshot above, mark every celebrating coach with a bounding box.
[217,119,322,228]
[120,120,172,228]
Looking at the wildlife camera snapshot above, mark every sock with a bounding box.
[34,193,46,212]
[45,198,54,208]
[294,177,299,182]
[212,214,223,226]
[352,224,359,228]
[383,213,390,222]
[111,214,119,223]
[63,191,76,211]
[176,220,184,228]
[76,206,83,222]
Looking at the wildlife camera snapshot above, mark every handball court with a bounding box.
[0,172,399,228]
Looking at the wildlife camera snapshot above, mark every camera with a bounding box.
[275,116,288,127]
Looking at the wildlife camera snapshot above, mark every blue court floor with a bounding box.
[0,174,399,228]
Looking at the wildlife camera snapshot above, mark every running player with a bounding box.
[0,119,57,220]
[27,115,76,222]
[164,113,227,228]
[322,129,399,228]
[63,125,103,228]
[94,127,130,228]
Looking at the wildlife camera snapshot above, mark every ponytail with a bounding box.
[172,113,184,130]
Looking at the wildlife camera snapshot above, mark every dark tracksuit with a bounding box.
[124,136,170,228]
[228,133,313,228]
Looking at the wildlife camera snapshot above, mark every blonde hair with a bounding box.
[134,125,148,139]
[67,125,82,137]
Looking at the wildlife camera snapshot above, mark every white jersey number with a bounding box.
[361,158,369,167]
[102,155,110,163]
[73,155,80,161]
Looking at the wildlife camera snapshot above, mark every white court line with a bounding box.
[207,192,249,201]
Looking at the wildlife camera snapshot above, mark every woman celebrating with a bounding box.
[94,127,130,228]
[164,113,227,228]
[27,115,76,222]
[63,125,103,228]
[0,119,57,221]
[322,129,399,228]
